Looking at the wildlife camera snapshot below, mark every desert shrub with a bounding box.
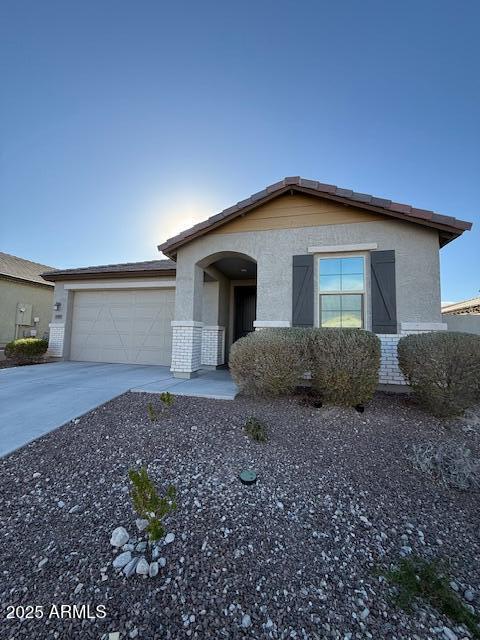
[384,556,480,638]
[229,329,304,396]
[398,332,480,417]
[4,338,48,363]
[128,467,176,541]
[229,327,380,404]
[409,441,480,491]
[309,328,381,406]
[244,416,268,442]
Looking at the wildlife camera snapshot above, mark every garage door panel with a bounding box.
[131,334,168,348]
[134,351,166,365]
[134,319,162,332]
[70,289,174,365]
[134,290,174,304]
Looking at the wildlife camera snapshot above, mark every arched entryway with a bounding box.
[197,251,257,356]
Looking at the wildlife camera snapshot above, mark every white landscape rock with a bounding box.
[136,518,149,532]
[112,551,132,569]
[442,627,458,640]
[241,614,252,628]
[123,557,139,577]
[159,557,166,567]
[149,561,159,577]
[110,526,129,547]
[136,557,149,575]
[164,533,175,545]
[359,515,371,527]
[359,607,370,621]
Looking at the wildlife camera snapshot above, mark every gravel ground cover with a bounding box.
[1,391,479,640]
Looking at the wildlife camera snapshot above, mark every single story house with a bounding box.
[0,252,55,348]
[43,177,472,384]
[442,296,480,336]
[442,297,480,315]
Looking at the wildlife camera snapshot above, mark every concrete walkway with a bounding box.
[0,361,237,457]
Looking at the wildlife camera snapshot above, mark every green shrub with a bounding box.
[244,416,268,442]
[229,329,304,396]
[384,556,480,638]
[398,331,480,417]
[128,467,176,542]
[4,338,48,363]
[309,328,381,406]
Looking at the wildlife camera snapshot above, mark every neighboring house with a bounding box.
[0,252,55,348]
[442,296,480,315]
[442,296,480,335]
[42,177,472,384]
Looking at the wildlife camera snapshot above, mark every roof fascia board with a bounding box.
[43,269,176,282]
[0,273,54,288]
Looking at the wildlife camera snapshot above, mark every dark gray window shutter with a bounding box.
[292,255,314,327]
[371,250,397,334]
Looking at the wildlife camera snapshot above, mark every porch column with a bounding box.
[201,326,225,366]
[170,261,204,378]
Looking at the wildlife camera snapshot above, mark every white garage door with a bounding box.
[70,289,175,365]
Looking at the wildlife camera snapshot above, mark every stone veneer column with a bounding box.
[378,322,447,385]
[170,321,203,378]
[201,326,225,367]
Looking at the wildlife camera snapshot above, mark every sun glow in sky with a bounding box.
[0,1,479,300]
[143,191,221,258]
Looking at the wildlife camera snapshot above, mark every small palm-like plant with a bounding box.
[244,416,268,443]
[128,467,176,541]
[159,391,174,409]
[146,402,158,422]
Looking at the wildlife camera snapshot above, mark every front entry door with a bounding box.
[234,286,257,341]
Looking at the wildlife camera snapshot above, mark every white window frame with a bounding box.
[316,254,367,329]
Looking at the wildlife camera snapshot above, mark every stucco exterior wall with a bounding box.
[442,313,480,335]
[173,218,442,328]
[0,278,53,346]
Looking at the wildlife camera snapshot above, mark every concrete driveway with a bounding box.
[0,361,236,457]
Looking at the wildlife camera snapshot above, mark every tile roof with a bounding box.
[442,296,480,314]
[158,177,473,256]
[0,252,55,286]
[42,259,176,281]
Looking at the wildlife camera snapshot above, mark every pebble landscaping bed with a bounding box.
[0,391,479,640]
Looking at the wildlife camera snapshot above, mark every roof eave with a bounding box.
[0,273,54,288]
[158,184,472,257]
[42,269,177,282]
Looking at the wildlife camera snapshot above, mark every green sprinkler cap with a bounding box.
[239,470,257,485]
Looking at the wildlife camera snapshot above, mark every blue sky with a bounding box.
[0,1,478,302]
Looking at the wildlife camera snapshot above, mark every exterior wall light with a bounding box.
[53,302,61,311]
